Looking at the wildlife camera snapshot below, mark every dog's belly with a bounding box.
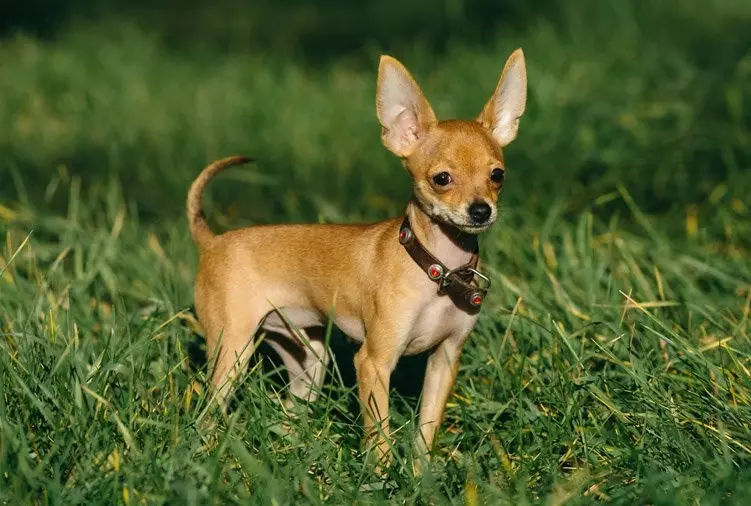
[403,297,477,355]
[260,307,366,342]
[259,299,473,356]
[332,316,366,342]
[261,307,325,335]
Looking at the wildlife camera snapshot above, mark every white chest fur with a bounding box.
[403,291,478,355]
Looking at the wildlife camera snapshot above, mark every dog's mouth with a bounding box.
[413,195,497,234]
[451,220,495,234]
[431,212,496,234]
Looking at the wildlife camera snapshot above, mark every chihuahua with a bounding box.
[187,49,527,471]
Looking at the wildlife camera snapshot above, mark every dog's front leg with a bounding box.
[413,334,468,474]
[354,327,404,472]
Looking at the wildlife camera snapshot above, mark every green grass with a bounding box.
[1,1,751,503]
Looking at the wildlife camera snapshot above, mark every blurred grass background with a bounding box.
[1,0,751,504]
[3,0,750,225]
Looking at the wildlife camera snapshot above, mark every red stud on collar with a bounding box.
[470,292,484,306]
[428,264,444,280]
[399,227,412,244]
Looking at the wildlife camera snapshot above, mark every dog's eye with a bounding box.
[490,168,505,183]
[432,172,452,186]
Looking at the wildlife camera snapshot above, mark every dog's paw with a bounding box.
[362,440,394,478]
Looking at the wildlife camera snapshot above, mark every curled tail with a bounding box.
[186,155,252,250]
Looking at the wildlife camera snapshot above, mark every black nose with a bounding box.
[468,202,492,224]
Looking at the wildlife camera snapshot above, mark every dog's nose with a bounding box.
[468,202,492,224]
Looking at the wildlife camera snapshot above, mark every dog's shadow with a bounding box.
[184,308,428,418]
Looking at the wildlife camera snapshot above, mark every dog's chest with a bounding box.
[403,294,477,355]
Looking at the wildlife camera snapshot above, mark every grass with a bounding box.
[1,1,751,503]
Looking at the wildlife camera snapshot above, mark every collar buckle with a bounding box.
[465,267,491,290]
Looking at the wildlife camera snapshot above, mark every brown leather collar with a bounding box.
[398,216,491,314]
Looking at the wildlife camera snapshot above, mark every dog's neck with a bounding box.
[405,199,478,270]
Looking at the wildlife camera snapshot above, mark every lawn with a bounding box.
[1,1,751,504]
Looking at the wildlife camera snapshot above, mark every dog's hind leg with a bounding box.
[264,326,329,408]
[202,305,269,410]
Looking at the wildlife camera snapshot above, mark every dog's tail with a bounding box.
[186,155,253,250]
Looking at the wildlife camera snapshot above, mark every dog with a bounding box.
[186,49,527,472]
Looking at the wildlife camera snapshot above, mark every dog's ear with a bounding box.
[477,48,527,147]
[376,56,437,157]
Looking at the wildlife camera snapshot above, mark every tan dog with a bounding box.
[187,49,527,471]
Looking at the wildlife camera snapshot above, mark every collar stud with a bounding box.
[428,264,444,280]
[470,292,484,306]
[398,226,412,244]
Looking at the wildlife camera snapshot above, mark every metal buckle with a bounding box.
[465,267,491,290]
[438,265,467,293]
[438,273,451,294]
[438,266,491,292]
[437,267,457,294]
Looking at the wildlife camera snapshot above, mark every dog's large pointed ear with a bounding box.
[376,56,437,157]
[477,48,527,147]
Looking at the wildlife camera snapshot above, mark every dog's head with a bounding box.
[376,50,527,234]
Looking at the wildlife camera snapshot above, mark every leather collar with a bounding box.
[398,216,490,314]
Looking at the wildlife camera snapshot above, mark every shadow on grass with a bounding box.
[183,306,428,423]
